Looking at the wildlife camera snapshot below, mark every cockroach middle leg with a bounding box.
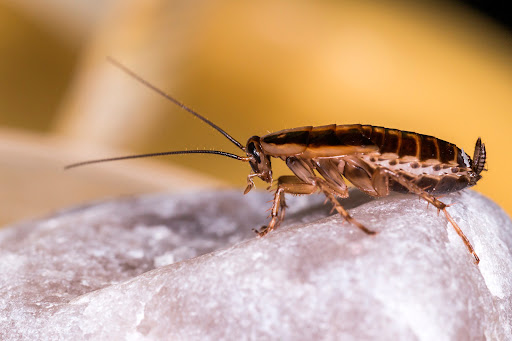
[374,167,479,264]
[286,157,375,234]
[316,180,377,235]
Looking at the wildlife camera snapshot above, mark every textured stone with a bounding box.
[0,189,511,340]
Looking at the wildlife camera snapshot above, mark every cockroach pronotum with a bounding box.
[67,58,486,264]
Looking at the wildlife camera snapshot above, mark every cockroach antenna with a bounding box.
[65,58,250,170]
[64,150,248,170]
[106,57,245,151]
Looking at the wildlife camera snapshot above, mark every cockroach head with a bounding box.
[245,136,272,183]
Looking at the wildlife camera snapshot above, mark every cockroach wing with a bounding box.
[261,125,379,158]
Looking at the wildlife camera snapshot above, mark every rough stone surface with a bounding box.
[0,189,511,340]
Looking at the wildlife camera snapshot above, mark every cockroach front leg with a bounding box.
[255,175,316,237]
[373,167,479,264]
[244,172,265,194]
[254,186,286,237]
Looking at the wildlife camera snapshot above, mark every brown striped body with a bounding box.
[260,124,482,195]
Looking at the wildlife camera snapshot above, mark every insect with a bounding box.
[67,58,486,264]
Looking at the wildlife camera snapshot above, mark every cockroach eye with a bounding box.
[247,142,261,163]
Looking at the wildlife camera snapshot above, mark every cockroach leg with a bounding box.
[255,176,316,236]
[442,208,479,264]
[316,180,377,235]
[244,173,261,194]
[254,187,286,237]
[256,172,377,236]
[288,157,374,233]
[374,167,479,264]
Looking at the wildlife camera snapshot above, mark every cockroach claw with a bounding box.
[254,226,271,237]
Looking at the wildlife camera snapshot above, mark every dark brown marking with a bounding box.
[411,162,419,169]
[380,129,400,154]
[433,165,441,171]
[437,140,456,163]
[451,167,460,173]
[334,125,375,148]
[389,182,408,193]
[455,175,472,191]
[433,175,470,194]
[368,126,385,148]
[389,160,397,166]
[308,126,340,147]
[420,137,438,161]
[262,127,311,147]
[360,125,373,138]
[396,130,402,155]
[414,175,440,193]
[399,132,418,158]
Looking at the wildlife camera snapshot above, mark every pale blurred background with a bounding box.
[0,0,511,226]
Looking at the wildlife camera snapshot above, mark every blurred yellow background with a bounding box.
[1,0,511,226]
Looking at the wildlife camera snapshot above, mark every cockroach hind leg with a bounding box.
[442,207,480,264]
[432,202,479,264]
[374,168,479,264]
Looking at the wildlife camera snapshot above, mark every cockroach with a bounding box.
[66,58,486,264]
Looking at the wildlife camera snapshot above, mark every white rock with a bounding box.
[0,190,511,340]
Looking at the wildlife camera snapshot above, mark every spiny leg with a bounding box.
[316,179,376,235]
[255,186,286,237]
[286,157,375,234]
[255,175,316,237]
[244,172,263,194]
[256,173,377,237]
[373,167,479,264]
